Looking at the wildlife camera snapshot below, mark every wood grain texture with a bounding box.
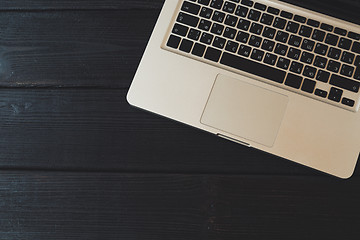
[1,172,360,239]
[0,89,329,176]
[0,10,160,88]
[0,0,164,10]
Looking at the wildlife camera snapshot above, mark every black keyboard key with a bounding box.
[330,74,360,92]
[312,29,325,42]
[328,87,343,102]
[236,31,250,43]
[355,67,360,80]
[348,32,360,41]
[261,39,275,51]
[307,19,319,27]
[182,1,201,15]
[275,31,289,43]
[235,6,249,17]
[192,43,206,57]
[267,7,280,15]
[287,47,301,60]
[342,98,355,107]
[316,70,330,83]
[212,11,225,23]
[263,27,276,39]
[273,17,287,29]
[204,47,222,62]
[294,15,306,23]
[290,61,304,74]
[328,47,341,60]
[275,43,288,56]
[355,56,360,67]
[224,15,239,27]
[200,7,213,19]
[327,60,341,73]
[248,9,261,21]
[260,13,274,25]
[179,39,194,53]
[199,19,212,31]
[301,39,315,51]
[286,21,300,33]
[177,12,200,27]
[211,23,224,35]
[213,36,226,49]
[320,23,333,32]
[167,35,181,49]
[199,0,211,5]
[241,0,253,7]
[334,27,347,36]
[188,28,201,40]
[248,35,262,47]
[325,33,339,46]
[250,23,263,35]
[225,40,239,53]
[314,56,327,69]
[172,24,189,37]
[280,11,293,19]
[338,37,352,50]
[300,51,314,64]
[200,32,214,44]
[301,79,316,93]
[351,42,360,54]
[220,52,286,83]
[340,64,354,77]
[315,89,328,98]
[223,1,236,13]
[288,35,302,47]
[264,53,277,65]
[314,43,328,56]
[237,18,251,31]
[254,3,266,11]
[303,65,317,78]
[238,44,252,57]
[251,49,265,61]
[223,27,237,39]
[299,25,313,38]
[285,73,303,89]
[341,51,355,64]
[210,0,224,9]
[277,57,290,70]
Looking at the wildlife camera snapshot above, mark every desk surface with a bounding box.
[0,0,359,239]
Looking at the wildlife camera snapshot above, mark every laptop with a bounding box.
[127,0,360,178]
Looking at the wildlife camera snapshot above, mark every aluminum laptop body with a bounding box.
[127,0,360,178]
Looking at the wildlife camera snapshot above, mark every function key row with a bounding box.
[192,0,360,41]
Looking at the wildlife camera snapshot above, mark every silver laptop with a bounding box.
[127,0,360,178]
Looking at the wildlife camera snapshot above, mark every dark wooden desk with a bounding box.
[0,0,359,239]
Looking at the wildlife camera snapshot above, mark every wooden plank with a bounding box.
[0,89,358,176]
[0,172,359,239]
[0,0,164,10]
[0,10,159,88]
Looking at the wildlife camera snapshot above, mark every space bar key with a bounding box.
[220,52,286,84]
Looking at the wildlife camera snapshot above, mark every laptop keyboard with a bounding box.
[164,0,360,111]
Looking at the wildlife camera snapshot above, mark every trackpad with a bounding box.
[201,74,288,147]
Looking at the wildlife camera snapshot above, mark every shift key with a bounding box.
[329,74,360,93]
